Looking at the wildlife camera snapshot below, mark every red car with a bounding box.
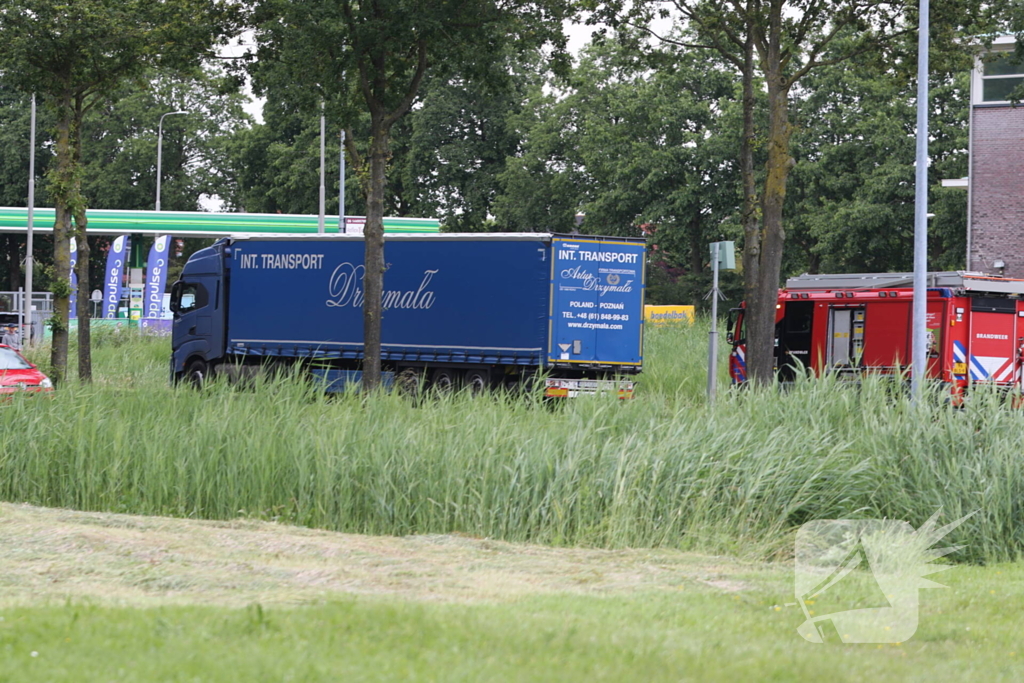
[0,344,53,394]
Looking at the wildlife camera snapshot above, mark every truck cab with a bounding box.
[170,241,226,383]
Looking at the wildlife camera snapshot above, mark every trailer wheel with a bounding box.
[431,368,458,394]
[185,358,208,388]
[464,369,490,395]
[395,368,423,399]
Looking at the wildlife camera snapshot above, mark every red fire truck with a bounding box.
[727,272,1024,395]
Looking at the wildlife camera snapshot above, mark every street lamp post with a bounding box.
[24,94,36,346]
[156,111,187,212]
[319,106,326,234]
[338,129,346,232]
[911,0,930,400]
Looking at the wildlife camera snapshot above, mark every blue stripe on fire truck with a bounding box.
[730,347,747,383]
[953,341,969,380]
[954,340,1014,382]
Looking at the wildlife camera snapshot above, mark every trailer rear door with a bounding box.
[548,237,645,367]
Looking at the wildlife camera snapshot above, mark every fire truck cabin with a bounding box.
[728,272,1024,394]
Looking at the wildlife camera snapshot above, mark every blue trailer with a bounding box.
[170,233,646,397]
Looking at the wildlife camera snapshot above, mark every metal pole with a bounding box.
[318,107,326,234]
[17,287,23,348]
[911,0,930,400]
[338,129,346,232]
[707,242,720,402]
[25,94,35,346]
[156,111,187,212]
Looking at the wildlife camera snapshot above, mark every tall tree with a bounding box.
[493,34,743,302]
[592,0,991,383]
[784,39,972,275]
[0,0,238,383]
[401,54,543,232]
[82,68,252,213]
[251,0,573,390]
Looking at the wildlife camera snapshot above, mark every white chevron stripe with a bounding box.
[973,356,1010,382]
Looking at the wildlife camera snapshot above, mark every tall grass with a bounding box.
[2,322,1022,562]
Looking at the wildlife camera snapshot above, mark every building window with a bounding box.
[981,52,1024,102]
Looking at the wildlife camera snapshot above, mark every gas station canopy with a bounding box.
[0,207,441,237]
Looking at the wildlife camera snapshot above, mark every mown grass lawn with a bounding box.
[3,325,1023,680]
[1,564,1022,682]
[0,505,1022,682]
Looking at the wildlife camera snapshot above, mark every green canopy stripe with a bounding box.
[0,207,440,235]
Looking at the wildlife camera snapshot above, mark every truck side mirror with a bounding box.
[169,281,181,314]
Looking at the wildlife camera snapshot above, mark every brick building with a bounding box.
[967,36,1024,277]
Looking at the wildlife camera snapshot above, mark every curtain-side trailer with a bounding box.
[170,233,646,397]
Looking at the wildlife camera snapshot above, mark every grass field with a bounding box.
[1,323,1023,680]
[1,504,1022,682]
[4,322,1023,563]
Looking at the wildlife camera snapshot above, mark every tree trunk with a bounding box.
[361,117,388,391]
[75,211,92,382]
[4,236,22,291]
[48,98,74,384]
[808,250,820,275]
[746,12,793,385]
[73,95,92,383]
[739,20,763,376]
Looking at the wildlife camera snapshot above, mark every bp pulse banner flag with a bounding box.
[145,235,172,318]
[69,237,78,319]
[104,235,129,318]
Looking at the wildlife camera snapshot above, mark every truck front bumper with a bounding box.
[544,378,636,399]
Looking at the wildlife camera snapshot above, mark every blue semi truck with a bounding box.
[170,233,646,397]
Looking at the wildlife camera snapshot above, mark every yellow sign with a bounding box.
[953,362,967,375]
[644,305,695,325]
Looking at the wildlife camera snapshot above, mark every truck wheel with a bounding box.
[431,368,457,394]
[464,369,490,395]
[185,358,208,388]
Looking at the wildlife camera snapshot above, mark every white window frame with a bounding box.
[973,37,1024,105]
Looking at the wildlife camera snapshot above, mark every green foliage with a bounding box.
[0,0,241,377]
[0,0,239,99]
[7,328,1024,564]
[784,30,972,274]
[401,55,544,231]
[492,34,741,305]
[224,92,368,216]
[0,82,52,207]
[81,67,253,212]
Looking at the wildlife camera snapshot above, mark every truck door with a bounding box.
[964,297,1018,385]
[826,305,866,373]
[171,280,211,349]
[170,243,226,375]
[777,301,815,381]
